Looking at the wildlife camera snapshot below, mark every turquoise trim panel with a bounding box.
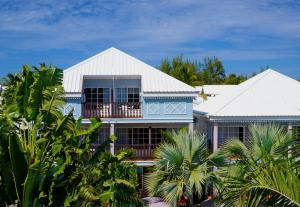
[65,96,194,121]
[143,97,193,119]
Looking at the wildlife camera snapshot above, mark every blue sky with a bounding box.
[0,0,300,79]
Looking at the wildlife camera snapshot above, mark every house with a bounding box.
[193,69,300,152]
[63,47,198,193]
[195,85,237,97]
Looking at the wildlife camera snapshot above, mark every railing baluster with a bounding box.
[83,102,142,118]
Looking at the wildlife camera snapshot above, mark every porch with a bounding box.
[92,123,192,160]
[82,102,142,118]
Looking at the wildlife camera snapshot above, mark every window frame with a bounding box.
[218,126,246,147]
[84,87,110,104]
[115,87,140,103]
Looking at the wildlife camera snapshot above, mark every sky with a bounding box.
[0,0,300,79]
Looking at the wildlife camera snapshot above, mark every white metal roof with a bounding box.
[194,69,300,117]
[63,47,197,95]
[195,85,237,96]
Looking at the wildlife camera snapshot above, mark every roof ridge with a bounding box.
[212,69,272,116]
[64,47,116,73]
[108,47,196,90]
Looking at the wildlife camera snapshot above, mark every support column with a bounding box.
[110,123,115,155]
[148,127,152,156]
[213,123,218,152]
[188,122,194,134]
[288,122,293,136]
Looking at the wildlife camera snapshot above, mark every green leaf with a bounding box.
[22,161,41,207]
[35,138,47,145]
[52,143,62,156]
[9,134,28,205]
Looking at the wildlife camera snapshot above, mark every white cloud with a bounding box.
[0,0,300,61]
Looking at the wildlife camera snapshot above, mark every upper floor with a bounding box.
[63,47,198,121]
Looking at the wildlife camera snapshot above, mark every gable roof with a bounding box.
[194,69,300,117]
[63,47,197,95]
[195,85,237,96]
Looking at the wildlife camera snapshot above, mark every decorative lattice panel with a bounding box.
[164,102,186,115]
[64,104,77,117]
[147,102,160,115]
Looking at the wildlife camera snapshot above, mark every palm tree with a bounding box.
[217,124,300,207]
[145,130,223,206]
[0,64,141,206]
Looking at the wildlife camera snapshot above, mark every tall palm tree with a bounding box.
[217,124,300,207]
[145,130,223,206]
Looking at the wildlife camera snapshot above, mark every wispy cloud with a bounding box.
[0,0,299,76]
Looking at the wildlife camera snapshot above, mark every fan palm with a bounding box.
[145,130,223,206]
[217,124,300,207]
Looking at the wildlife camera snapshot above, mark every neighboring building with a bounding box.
[63,47,198,193]
[195,85,237,97]
[194,85,237,104]
[194,69,300,152]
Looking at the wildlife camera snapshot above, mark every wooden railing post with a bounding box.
[82,102,142,118]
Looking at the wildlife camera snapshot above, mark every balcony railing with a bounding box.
[115,144,157,160]
[82,102,142,118]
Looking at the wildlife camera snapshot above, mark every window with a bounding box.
[128,88,140,103]
[293,126,300,139]
[94,127,110,145]
[116,88,127,102]
[84,88,110,103]
[151,128,166,145]
[218,126,245,147]
[115,128,176,145]
[115,128,149,145]
[129,128,149,144]
[115,88,140,103]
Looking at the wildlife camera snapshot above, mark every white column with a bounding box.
[288,122,293,135]
[213,123,218,152]
[148,127,152,154]
[110,123,115,155]
[188,122,194,134]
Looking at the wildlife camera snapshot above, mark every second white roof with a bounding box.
[194,69,300,117]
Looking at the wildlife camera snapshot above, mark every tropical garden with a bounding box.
[0,65,142,206]
[0,64,299,207]
[146,126,300,207]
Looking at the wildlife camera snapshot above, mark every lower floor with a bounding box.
[194,116,300,152]
[91,122,193,160]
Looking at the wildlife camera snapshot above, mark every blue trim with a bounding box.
[209,116,300,122]
[81,118,193,124]
[65,97,81,100]
[143,96,193,99]
[130,161,155,167]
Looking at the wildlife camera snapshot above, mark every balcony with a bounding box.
[82,102,142,118]
[115,144,157,160]
[90,144,158,160]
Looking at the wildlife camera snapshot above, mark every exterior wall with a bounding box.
[66,94,194,122]
[83,79,141,92]
[83,79,113,89]
[194,117,299,152]
[66,79,194,123]
[142,97,193,120]
[64,98,82,119]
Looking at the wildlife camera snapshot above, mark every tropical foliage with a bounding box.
[159,56,247,86]
[0,64,141,206]
[217,124,300,207]
[145,130,223,206]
